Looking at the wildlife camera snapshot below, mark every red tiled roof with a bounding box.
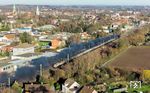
[4,34,16,40]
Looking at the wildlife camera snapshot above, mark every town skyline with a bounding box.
[0,0,149,6]
[0,1,150,92]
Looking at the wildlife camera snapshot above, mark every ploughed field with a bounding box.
[108,46,150,71]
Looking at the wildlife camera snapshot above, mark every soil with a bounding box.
[108,46,150,71]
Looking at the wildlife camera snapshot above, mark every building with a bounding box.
[79,86,98,93]
[36,6,40,16]
[23,82,54,93]
[12,43,35,56]
[102,26,111,33]
[0,58,34,73]
[0,59,26,73]
[0,34,16,44]
[0,43,8,51]
[62,79,81,93]
[80,32,91,40]
[51,39,66,49]
[0,45,14,52]
[37,25,56,31]
[11,53,41,60]
[13,4,17,15]
[16,27,32,33]
[0,59,18,73]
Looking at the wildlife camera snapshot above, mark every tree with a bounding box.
[12,81,22,93]
[126,72,141,81]
[19,32,33,44]
[0,23,10,31]
[54,69,65,81]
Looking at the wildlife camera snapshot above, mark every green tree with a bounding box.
[19,32,32,44]
[12,81,22,93]
[0,24,10,31]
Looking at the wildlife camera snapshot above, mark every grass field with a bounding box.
[108,46,150,71]
[128,85,150,93]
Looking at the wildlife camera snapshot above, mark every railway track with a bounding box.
[53,34,119,67]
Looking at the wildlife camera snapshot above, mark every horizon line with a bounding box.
[0,4,150,6]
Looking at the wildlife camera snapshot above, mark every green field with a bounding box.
[128,85,150,93]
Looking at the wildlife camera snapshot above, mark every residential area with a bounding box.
[0,2,150,93]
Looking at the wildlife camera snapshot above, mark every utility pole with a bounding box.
[40,64,43,77]
[40,64,43,85]
[67,54,70,62]
[8,77,10,93]
[67,45,70,62]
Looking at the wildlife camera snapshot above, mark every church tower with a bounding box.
[13,4,16,14]
[36,6,40,16]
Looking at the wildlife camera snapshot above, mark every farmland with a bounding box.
[108,46,150,71]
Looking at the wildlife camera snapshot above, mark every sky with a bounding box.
[0,0,149,5]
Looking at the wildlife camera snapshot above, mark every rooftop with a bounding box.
[14,43,34,48]
[4,34,16,39]
[79,86,96,93]
[16,53,41,57]
[37,25,55,31]
[65,79,75,88]
[23,83,54,92]
[0,58,19,68]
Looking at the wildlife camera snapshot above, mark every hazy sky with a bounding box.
[0,0,149,5]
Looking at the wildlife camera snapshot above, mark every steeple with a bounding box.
[13,4,16,14]
[36,5,40,16]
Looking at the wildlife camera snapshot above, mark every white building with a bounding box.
[12,43,35,56]
[13,4,16,14]
[0,34,16,44]
[0,59,30,73]
[36,6,40,16]
[11,53,41,60]
[0,61,15,73]
[62,79,81,93]
[16,27,32,33]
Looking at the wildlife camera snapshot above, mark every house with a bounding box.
[11,53,41,60]
[0,45,14,52]
[80,32,90,40]
[79,86,98,93]
[37,25,56,31]
[102,26,111,33]
[23,82,54,93]
[16,27,32,33]
[0,34,16,44]
[12,43,35,56]
[0,59,18,73]
[62,79,81,93]
[0,57,37,73]
[0,62,14,73]
[0,43,8,50]
[95,83,107,92]
[51,38,66,49]
[3,34,16,40]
